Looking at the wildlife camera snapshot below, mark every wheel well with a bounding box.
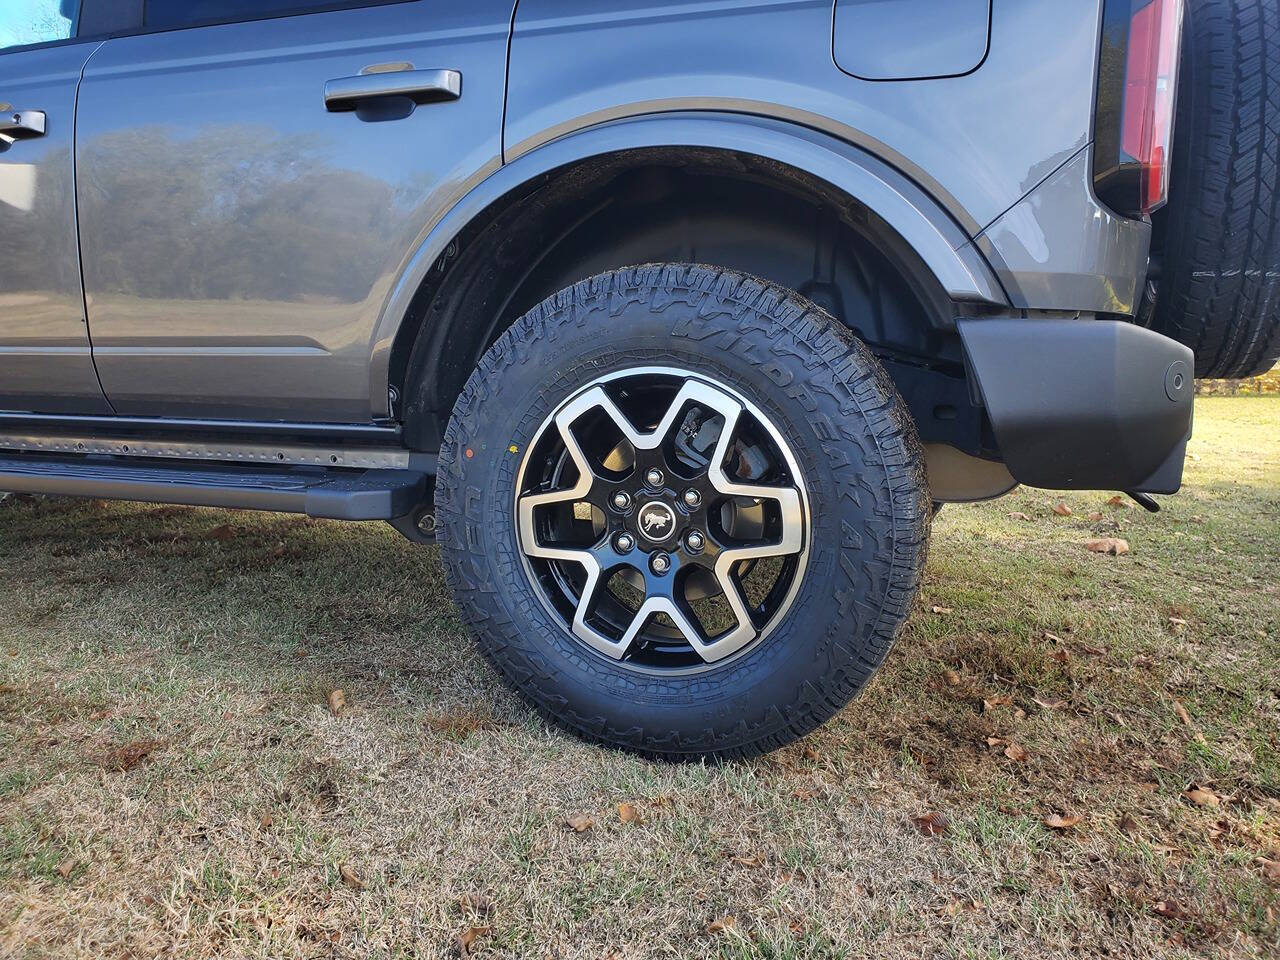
[392,147,977,452]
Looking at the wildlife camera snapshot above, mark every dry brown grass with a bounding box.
[1,397,1277,959]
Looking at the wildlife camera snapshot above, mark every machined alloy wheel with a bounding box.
[515,367,808,671]
[436,264,930,759]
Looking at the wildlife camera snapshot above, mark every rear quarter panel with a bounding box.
[506,0,1104,236]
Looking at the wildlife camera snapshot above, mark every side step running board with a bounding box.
[0,453,427,521]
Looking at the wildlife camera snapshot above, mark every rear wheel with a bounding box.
[1152,0,1280,378]
[435,265,930,759]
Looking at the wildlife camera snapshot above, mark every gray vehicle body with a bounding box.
[0,0,1190,511]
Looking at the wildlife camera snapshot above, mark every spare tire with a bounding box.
[1152,0,1280,378]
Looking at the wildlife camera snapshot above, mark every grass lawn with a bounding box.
[1,397,1277,959]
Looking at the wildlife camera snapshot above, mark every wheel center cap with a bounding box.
[637,501,676,542]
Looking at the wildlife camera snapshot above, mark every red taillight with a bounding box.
[1094,0,1185,218]
[1119,0,1184,214]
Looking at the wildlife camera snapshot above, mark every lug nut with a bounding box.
[684,530,705,553]
[645,467,664,488]
[650,552,671,574]
[615,533,635,553]
[683,488,701,508]
[611,491,632,511]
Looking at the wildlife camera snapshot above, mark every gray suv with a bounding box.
[3,0,1277,757]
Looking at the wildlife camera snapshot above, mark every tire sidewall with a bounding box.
[437,266,927,755]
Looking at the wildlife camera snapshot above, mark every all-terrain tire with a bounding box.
[434,265,931,759]
[1152,0,1280,378]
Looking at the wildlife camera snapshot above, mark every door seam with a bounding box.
[500,0,520,164]
[70,40,115,414]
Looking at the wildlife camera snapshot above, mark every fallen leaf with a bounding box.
[930,605,954,615]
[1003,741,1029,762]
[801,745,821,762]
[1184,786,1220,808]
[1008,511,1032,521]
[456,893,496,917]
[56,860,74,879]
[1152,899,1192,921]
[1169,616,1188,627]
[1107,495,1130,508]
[1033,696,1067,710]
[1173,701,1191,725]
[1052,501,1073,516]
[729,853,763,868]
[1118,813,1140,837]
[706,915,736,935]
[259,812,273,829]
[206,524,236,541]
[1087,511,1104,522]
[943,669,962,687]
[103,738,165,773]
[326,689,346,716]
[617,802,642,824]
[1084,537,1130,556]
[1078,643,1107,656]
[1261,859,1280,883]
[565,814,594,832]
[982,695,1012,712]
[1044,631,1064,644]
[936,899,962,918]
[911,811,949,836]
[455,925,492,956]
[1043,813,1080,830]
[985,736,1005,748]
[339,863,365,891]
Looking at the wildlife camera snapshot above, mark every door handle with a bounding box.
[324,69,461,112]
[0,110,46,139]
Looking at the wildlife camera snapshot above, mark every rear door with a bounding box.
[0,2,110,414]
[74,0,511,422]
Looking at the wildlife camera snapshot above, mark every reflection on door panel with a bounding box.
[74,0,510,422]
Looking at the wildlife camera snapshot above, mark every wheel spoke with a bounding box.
[569,562,707,662]
[616,595,706,659]
[516,396,596,551]
[706,402,805,554]
[568,379,746,453]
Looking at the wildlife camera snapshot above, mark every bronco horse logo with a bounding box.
[639,503,675,539]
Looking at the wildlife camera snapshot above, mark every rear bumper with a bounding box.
[958,318,1193,493]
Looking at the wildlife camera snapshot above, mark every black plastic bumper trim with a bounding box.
[957,318,1193,493]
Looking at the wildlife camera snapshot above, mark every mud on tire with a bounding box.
[434,264,930,759]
